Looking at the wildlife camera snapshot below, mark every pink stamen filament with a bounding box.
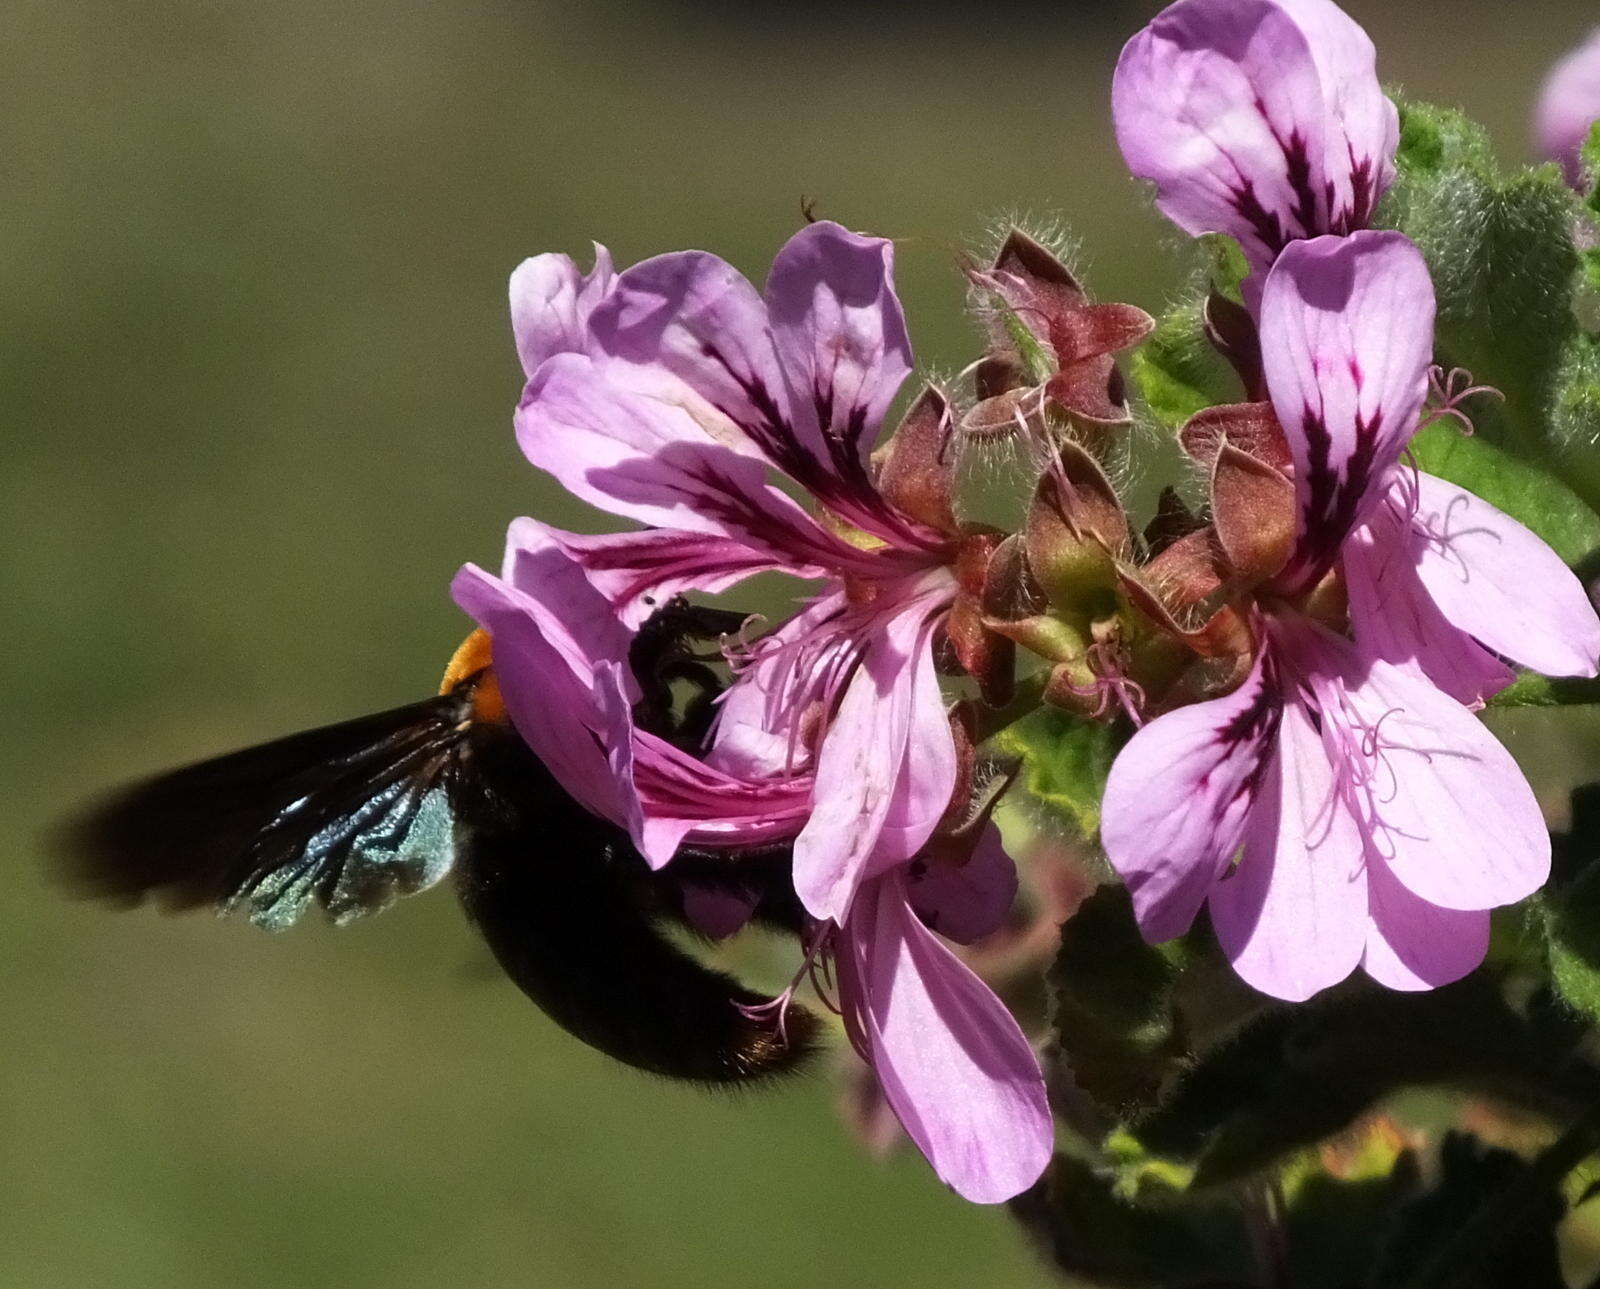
[737,922,840,1047]
[1055,639,1147,724]
[1423,364,1503,437]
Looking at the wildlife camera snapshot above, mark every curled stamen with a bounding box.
[736,922,838,1047]
[1424,364,1503,437]
[718,613,771,671]
[1055,639,1147,724]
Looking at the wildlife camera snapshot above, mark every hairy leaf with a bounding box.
[1539,785,1600,1022]
[1584,118,1600,213]
[1132,978,1600,1190]
[990,707,1118,839]
[1128,296,1239,429]
[1048,885,1185,1115]
[1384,97,1581,470]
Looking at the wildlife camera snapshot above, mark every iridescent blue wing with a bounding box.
[58,692,473,930]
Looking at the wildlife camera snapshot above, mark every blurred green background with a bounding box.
[7,2,1600,1285]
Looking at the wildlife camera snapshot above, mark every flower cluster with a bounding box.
[453,0,1600,1205]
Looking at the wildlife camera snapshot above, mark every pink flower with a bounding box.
[1536,29,1600,188]
[1102,232,1600,1001]
[462,221,1051,1203]
[1112,0,1396,282]
[452,520,812,864]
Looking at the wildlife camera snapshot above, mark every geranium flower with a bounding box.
[459,221,1051,1203]
[1536,28,1600,188]
[1112,0,1396,285]
[1101,231,1600,1001]
[451,520,813,861]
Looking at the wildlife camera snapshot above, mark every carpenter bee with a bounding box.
[55,603,816,1085]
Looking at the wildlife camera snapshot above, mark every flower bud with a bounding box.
[1025,442,1130,613]
[1178,401,1291,472]
[875,386,958,534]
[1210,442,1295,584]
[945,527,1017,706]
[965,228,1154,436]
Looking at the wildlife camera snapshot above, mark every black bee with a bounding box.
[55,604,816,1085]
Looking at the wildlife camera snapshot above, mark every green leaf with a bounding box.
[1373,1133,1568,1289]
[1391,98,1495,180]
[1551,329,1600,463]
[1544,890,1600,1027]
[1583,118,1600,212]
[1128,296,1240,430]
[1579,246,1600,297]
[1383,97,1581,466]
[989,706,1117,839]
[1048,885,1184,1115]
[1407,418,1600,566]
[1486,672,1600,709]
[1008,1155,1251,1287]
[1539,785,1600,1020]
[1131,977,1600,1190]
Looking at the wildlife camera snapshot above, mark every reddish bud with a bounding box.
[1211,443,1295,584]
[1119,528,1253,659]
[980,535,1087,661]
[876,386,958,533]
[1203,289,1264,399]
[945,528,1016,706]
[1179,401,1292,473]
[1026,443,1130,609]
[968,228,1153,433]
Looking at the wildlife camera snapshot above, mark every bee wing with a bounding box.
[56,677,819,1085]
[55,694,472,929]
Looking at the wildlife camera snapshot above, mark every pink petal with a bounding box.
[587,246,798,445]
[1362,859,1490,991]
[1260,232,1434,591]
[449,563,625,827]
[500,518,637,684]
[793,591,957,924]
[1210,696,1369,1002]
[1343,492,1516,708]
[835,874,1052,1204]
[537,523,812,630]
[629,721,813,858]
[906,821,1020,946]
[1343,656,1551,911]
[464,528,813,862]
[1272,0,1397,214]
[764,221,914,475]
[1101,649,1279,943]
[1407,470,1600,680]
[1536,28,1600,188]
[592,659,652,861]
[874,608,963,863]
[705,590,846,780]
[508,244,615,377]
[1113,0,1394,274]
[586,229,930,552]
[515,352,848,569]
